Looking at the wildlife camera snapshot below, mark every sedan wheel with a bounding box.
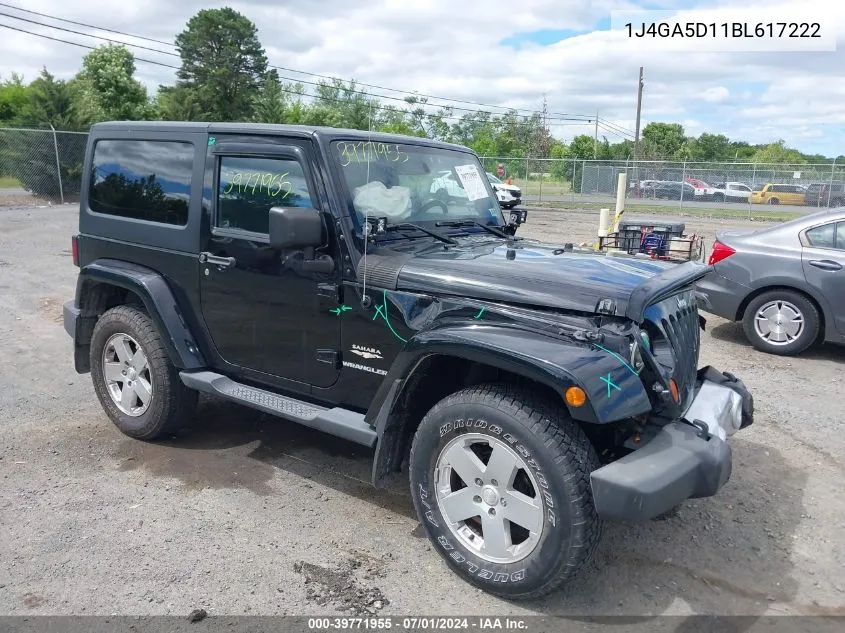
[753,300,804,346]
[742,290,820,356]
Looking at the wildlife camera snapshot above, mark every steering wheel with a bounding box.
[419,198,449,214]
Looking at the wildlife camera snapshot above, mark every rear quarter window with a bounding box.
[88,140,194,225]
[805,223,836,249]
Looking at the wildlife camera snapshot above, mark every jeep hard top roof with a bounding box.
[89,121,472,153]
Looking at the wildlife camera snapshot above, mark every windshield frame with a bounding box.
[326,137,506,241]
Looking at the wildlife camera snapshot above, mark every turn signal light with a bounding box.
[669,379,680,404]
[565,386,587,407]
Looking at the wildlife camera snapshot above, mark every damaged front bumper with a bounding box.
[589,366,754,521]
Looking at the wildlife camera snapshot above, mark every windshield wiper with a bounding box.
[383,222,458,245]
[435,219,509,238]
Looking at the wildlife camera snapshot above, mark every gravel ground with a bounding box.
[0,204,843,618]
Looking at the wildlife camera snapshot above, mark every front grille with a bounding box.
[646,292,700,409]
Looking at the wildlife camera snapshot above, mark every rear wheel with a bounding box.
[409,383,603,599]
[90,305,197,439]
[713,193,725,203]
[742,290,820,356]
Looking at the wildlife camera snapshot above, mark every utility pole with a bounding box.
[633,66,644,161]
[593,110,599,159]
[632,66,644,195]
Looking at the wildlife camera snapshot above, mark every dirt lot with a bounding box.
[0,204,843,618]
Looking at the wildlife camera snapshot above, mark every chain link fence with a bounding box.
[2,130,842,213]
[0,127,89,204]
[480,156,845,212]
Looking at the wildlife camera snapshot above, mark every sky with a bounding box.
[0,0,843,157]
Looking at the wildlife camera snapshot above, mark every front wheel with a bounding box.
[409,383,603,599]
[713,193,725,203]
[768,197,780,205]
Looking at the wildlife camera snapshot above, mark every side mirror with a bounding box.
[269,207,324,250]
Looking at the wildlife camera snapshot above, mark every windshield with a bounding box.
[331,140,503,230]
[487,173,502,184]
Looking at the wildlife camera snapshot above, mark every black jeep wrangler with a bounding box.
[63,122,753,599]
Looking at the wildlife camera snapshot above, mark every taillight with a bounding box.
[708,240,735,265]
[71,235,79,267]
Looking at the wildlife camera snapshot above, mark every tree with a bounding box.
[0,73,29,125]
[22,68,77,129]
[252,70,306,124]
[752,140,807,164]
[72,45,150,123]
[689,133,732,161]
[641,122,686,159]
[175,8,268,121]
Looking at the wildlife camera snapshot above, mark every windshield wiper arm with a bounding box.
[435,219,509,238]
[384,222,458,245]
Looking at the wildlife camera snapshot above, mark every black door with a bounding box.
[199,140,341,388]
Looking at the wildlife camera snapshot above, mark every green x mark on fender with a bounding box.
[600,372,622,398]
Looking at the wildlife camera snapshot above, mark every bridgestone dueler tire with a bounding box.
[409,383,603,599]
[90,305,197,440]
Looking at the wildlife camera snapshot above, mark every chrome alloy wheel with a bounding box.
[434,433,544,564]
[102,333,152,416]
[754,300,804,346]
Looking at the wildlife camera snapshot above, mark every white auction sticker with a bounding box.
[454,164,488,201]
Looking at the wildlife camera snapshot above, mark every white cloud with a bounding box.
[701,87,730,103]
[0,0,843,155]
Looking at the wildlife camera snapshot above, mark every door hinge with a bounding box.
[316,349,340,366]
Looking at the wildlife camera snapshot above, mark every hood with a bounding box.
[494,183,521,193]
[359,237,709,321]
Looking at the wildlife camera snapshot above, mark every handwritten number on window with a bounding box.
[337,141,408,166]
[222,172,293,198]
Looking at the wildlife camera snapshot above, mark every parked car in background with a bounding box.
[696,209,845,355]
[685,178,716,199]
[653,181,697,200]
[805,183,845,208]
[431,170,467,201]
[712,182,752,203]
[486,172,522,208]
[749,183,807,205]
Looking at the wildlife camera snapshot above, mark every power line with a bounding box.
[0,22,180,69]
[0,2,173,45]
[598,118,636,137]
[0,2,603,123]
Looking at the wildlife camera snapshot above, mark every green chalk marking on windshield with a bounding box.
[208,137,215,146]
[330,305,352,316]
[474,308,485,319]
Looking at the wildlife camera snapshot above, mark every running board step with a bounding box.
[179,371,376,448]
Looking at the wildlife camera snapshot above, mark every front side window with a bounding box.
[331,140,501,229]
[217,156,314,234]
[88,140,193,225]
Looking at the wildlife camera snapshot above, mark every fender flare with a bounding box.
[74,259,206,370]
[368,324,653,487]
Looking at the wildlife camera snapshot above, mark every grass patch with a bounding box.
[527,200,802,222]
[0,176,22,189]
[512,178,571,196]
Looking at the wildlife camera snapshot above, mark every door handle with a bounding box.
[808,259,843,271]
[199,252,237,270]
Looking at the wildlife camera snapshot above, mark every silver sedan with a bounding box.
[695,209,845,355]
